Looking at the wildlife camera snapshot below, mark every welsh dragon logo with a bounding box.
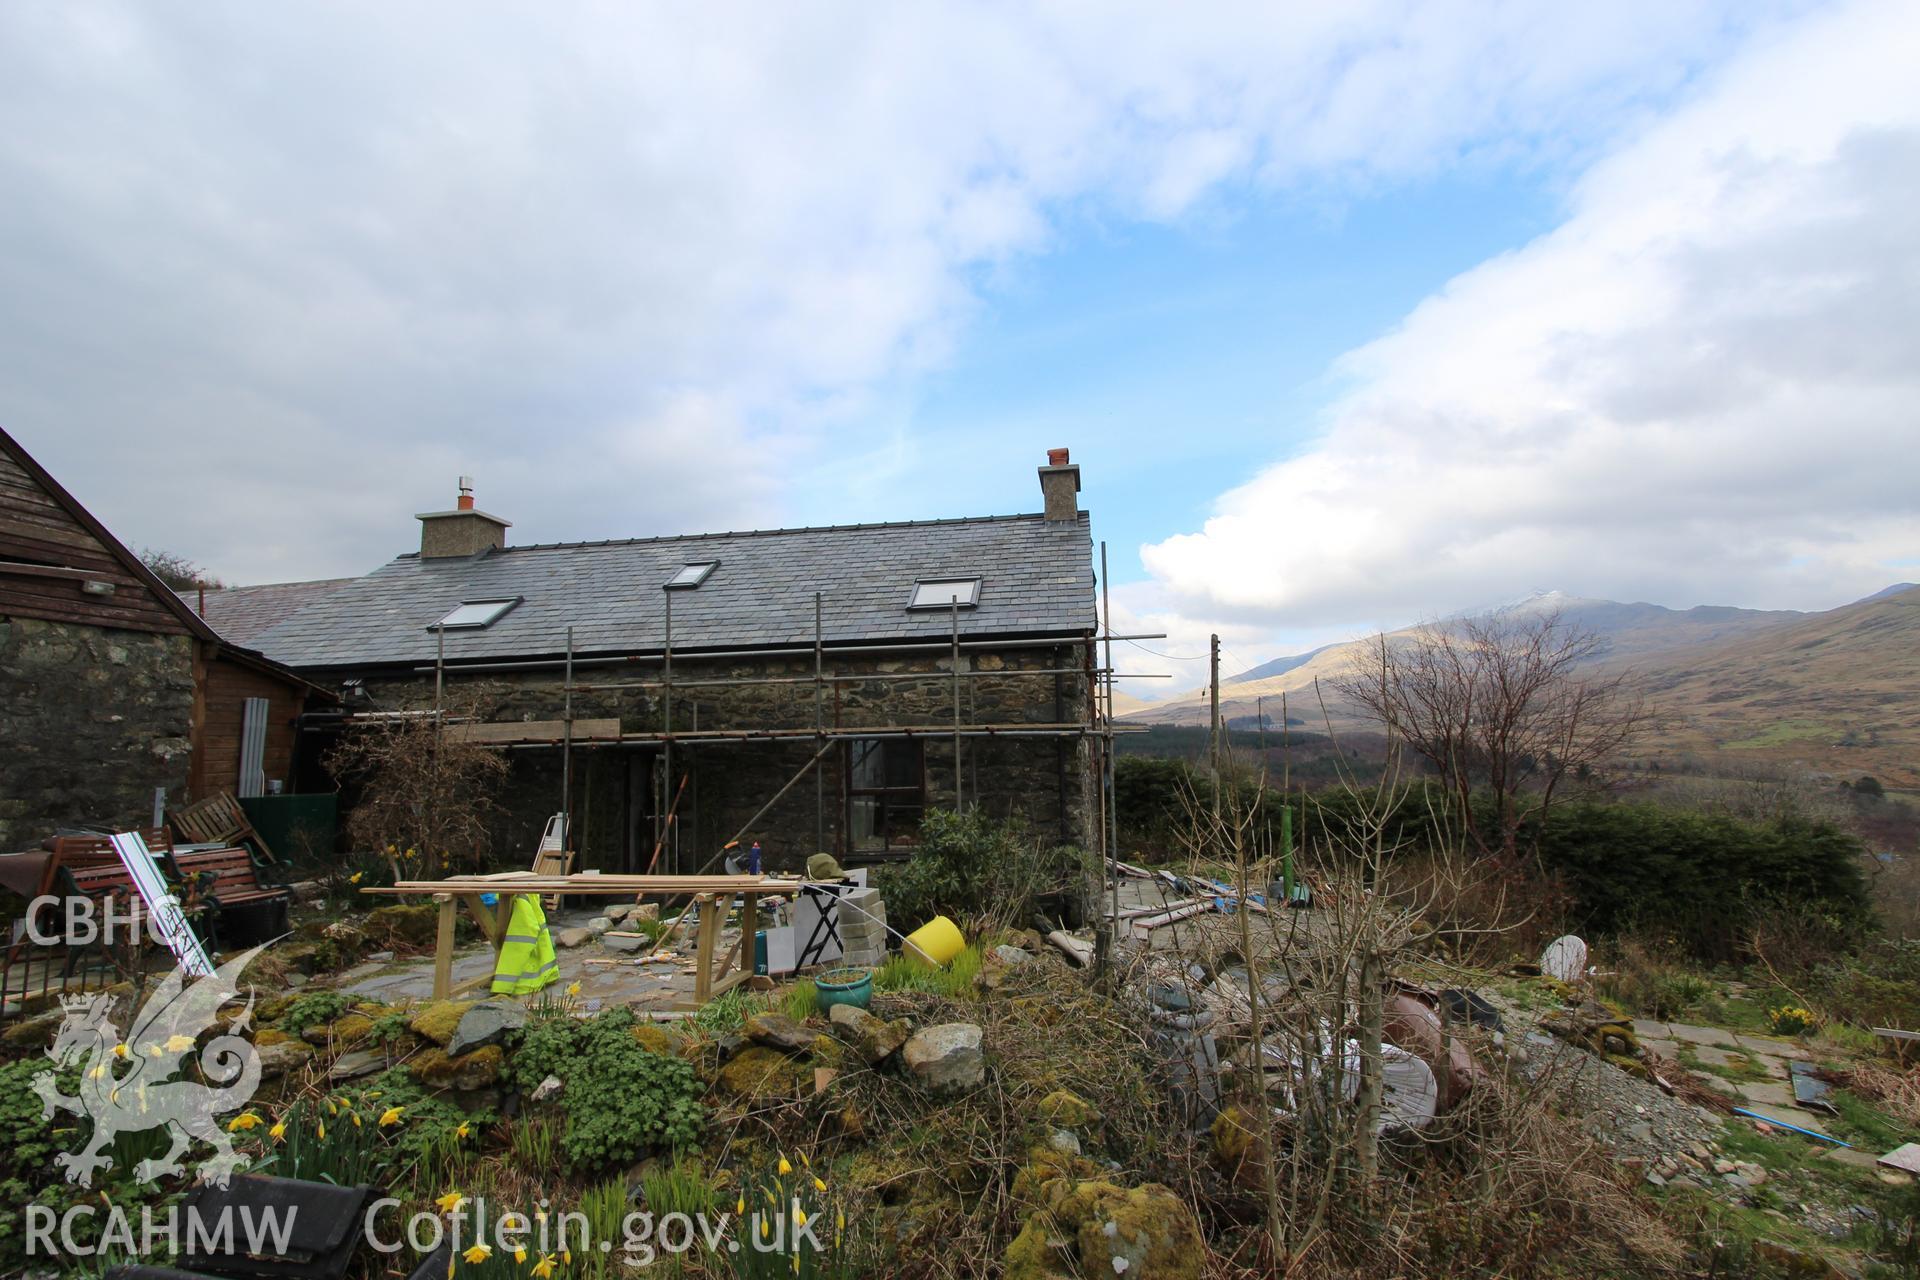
[32,946,266,1188]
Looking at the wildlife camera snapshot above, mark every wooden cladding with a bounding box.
[0,450,189,635]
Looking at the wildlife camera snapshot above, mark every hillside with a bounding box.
[1126,592,1804,733]
[1122,586,1920,789]
[1634,584,1920,787]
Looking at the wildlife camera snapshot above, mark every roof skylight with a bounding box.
[666,562,718,589]
[430,598,521,630]
[907,578,981,610]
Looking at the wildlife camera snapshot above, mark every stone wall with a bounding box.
[0,616,196,849]
[340,641,1095,873]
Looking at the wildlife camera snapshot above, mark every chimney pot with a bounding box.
[1038,449,1081,522]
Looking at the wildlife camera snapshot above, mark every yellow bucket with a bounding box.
[902,915,965,968]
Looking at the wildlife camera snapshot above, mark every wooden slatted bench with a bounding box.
[171,847,290,945]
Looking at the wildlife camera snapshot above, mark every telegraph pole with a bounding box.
[1209,634,1221,823]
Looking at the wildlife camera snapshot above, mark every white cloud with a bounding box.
[0,0,1772,581]
[1141,0,1920,632]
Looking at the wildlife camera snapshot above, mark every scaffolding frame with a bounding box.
[419,577,1159,890]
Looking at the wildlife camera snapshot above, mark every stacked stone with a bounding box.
[835,888,890,969]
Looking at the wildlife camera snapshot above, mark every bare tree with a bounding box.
[140,547,226,591]
[1335,607,1647,865]
[325,688,509,872]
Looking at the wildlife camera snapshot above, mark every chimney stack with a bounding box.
[417,477,510,558]
[1038,448,1080,522]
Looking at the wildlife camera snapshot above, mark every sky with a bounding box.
[2,1,1914,694]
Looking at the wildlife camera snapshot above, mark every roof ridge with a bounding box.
[474,510,1080,556]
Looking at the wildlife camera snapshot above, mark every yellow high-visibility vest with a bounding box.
[492,894,560,996]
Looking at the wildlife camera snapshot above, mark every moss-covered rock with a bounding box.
[254,1027,295,1048]
[408,1000,473,1047]
[412,1044,503,1090]
[1037,1089,1100,1130]
[1006,1181,1203,1280]
[714,1046,812,1103]
[367,903,439,949]
[303,1013,376,1048]
[1,1007,65,1051]
[631,1023,679,1055]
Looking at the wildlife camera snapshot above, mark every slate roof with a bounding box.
[243,512,1095,671]
[191,578,357,645]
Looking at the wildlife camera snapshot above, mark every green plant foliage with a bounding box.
[509,1009,703,1171]
[876,809,1079,931]
[690,987,767,1036]
[1806,939,1920,1029]
[560,1011,702,1170]
[275,990,354,1032]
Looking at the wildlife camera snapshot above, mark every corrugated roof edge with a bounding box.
[388,510,1081,559]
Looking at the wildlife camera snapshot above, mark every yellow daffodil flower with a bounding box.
[776,1156,792,1175]
[530,1255,556,1279]
[112,1043,130,1059]
[378,1106,403,1127]
[461,1243,491,1264]
[813,1176,827,1192]
[88,1063,109,1080]
[316,1119,326,1139]
[435,1191,467,1215]
[227,1113,261,1132]
[794,1208,807,1228]
[269,1119,286,1141]
[165,1033,195,1053]
[736,1195,746,1215]
[349,871,364,884]
[566,982,580,997]
[455,1122,471,1139]
[351,1112,362,1128]
[513,1247,527,1264]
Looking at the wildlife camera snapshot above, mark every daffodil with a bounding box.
[461,1243,491,1265]
[513,1247,527,1264]
[87,1063,109,1081]
[349,871,364,884]
[227,1112,262,1133]
[799,1151,811,1168]
[316,1119,326,1139]
[776,1155,792,1175]
[736,1195,746,1215]
[436,1191,467,1215]
[455,1121,471,1139]
[112,1043,130,1059]
[351,1112,362,1128]
[566,982,581,997]
[165,1033,195,1053]
[269,1119,286,1141]
[530,1255,557,1279]
[813,1176,827,1192]
[378,1106,403,1127]
[794,1208,807,1228]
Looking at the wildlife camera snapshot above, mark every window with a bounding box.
[430,598,520,630]
[907,578,980,610]
[845,738,925,853]
[666,561,718,589]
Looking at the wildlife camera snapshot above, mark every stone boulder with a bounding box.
[448,1001,529,1057]
[555,927,592,949]
[743,1012,815,1055]
[903,1023,985,1095]
[366,903,438,949]
[828,1003,910,1065]
[412,1044,504,1091]
[254,1039,315,1081]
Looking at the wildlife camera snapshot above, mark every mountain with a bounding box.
[1126,592,1803,730]
[1633,584,1920,786]
[1122,585,1920,788]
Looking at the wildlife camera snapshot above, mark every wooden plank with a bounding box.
[449,718,621,744]
[693,894,719,1004]
[432,894,456,1001]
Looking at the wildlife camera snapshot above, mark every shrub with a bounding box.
[1768,1005,1818,1036]
[509,1008,702,1170]
[876,809,1078,932]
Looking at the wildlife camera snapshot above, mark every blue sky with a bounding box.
[0,1,1913,689]
[816,167,1565,578]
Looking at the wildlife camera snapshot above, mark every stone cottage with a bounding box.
[207,453,1101,872]
[0,428,324,850]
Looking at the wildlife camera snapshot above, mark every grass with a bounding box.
[1723,719,1834,750]
[1676,1044,1774,1085]
[1829,1090,1913,1151]
[872,945,981,997]
[781,979,819,1022]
